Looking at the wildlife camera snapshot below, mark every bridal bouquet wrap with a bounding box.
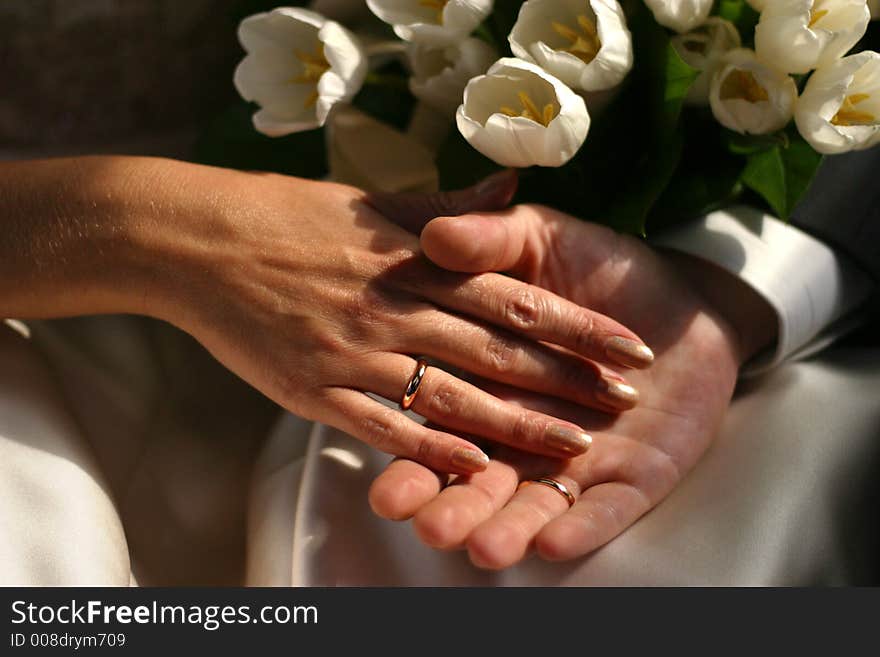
[199,0,880,235]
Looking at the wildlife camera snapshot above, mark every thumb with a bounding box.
[420,205,549,276]
[366,169,518,234]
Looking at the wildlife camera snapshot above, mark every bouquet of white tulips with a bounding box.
[198,0,880,235]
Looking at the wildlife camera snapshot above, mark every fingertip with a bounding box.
[449,446,489,474]
[413,501,473,550]
[467,524,526,571]
[367,478,412,521]
[368,461,445,521]
[603,336,655,369]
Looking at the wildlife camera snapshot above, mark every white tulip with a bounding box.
[643,0,714,34]
[456,57,590,168]
[746,0,767,10]
[755,0,870,75]
[408,38,497,115]
[234,7,367,136]
[672,17,741,105]
[709,48,798,134]
[508,0,632,92]
[796,51,880,154]
[365,0,493,45]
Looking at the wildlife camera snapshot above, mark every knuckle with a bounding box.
[348,288,389,327]
[572,313,597,353]
[510,411,542,447]
[517,203,551,224]
[415,434,435,464]
[503,287,542,329]
[312,328,351,359]
[424,380,461,417]
[276,375,308,413]
[560,360,595,392]
[469,479,504,511]
[591,497,625,532]
[427,191,459,216]
[359,412,397,452]
[485,332,519,374]
[637,450,681,496]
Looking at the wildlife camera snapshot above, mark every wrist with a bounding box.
[61,156,201,322]
[664,252,778,365]
[99,157,251,329]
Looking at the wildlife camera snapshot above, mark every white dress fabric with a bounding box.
[3,314,879,586]
[248,348,880,586]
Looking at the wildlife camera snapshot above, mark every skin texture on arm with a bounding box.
[0,156,653,476]
[369,203,777,568]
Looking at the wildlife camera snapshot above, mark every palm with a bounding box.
[527,218,738,476]
[370,206,742,567]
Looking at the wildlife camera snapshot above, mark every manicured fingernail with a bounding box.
[544,425,593,456]
[604,336,654,369]
[451,447,490,473]
[597,378,639,409]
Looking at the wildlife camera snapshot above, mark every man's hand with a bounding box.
[368,204,777,569]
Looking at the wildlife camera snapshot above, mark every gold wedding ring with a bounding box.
[518,478,577,507]
[400,358,428,411]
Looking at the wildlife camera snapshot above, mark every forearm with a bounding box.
[0,156,232,324]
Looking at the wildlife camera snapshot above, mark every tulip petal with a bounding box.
[796,52,880,154]
[456,57,590,167]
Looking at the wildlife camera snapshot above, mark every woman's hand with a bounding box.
[368,203,777,564]
[0,157,653,475]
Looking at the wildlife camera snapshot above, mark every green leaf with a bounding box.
[716,0,760,45]
[724,129,790,155]
[568,5,699,235]
[741,146,787,218]
[740,132,823,219]
[194,102,328,178]
[649,117,746,229]
[779,134,824,216]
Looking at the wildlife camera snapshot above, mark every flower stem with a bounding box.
[364,72,410,91]
[364,41,408,58]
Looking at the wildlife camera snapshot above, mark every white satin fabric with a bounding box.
[3,317,878,586]
[248,348,880,586]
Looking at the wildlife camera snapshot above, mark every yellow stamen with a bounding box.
[290,44,330,108]
[719,70,770,104]
[809,8,829,27]
[552,14,602,64]
[303,90,320,108]
[832,93,876,126]
[419,0,448,24]
[500,91,557,126]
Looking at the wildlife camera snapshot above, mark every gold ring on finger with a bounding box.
[518,477,577,507]
[400,358,428,411]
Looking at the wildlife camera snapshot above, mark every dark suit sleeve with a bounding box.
[791,148,880,284]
